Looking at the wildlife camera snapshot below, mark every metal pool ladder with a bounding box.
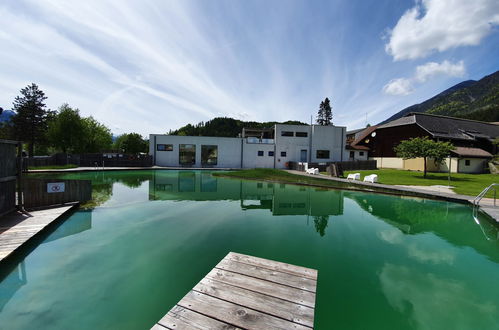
[473,183,498,208]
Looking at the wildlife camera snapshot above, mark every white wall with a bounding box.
[310,125,346,163]
[347,150,368,161]
[242,142,275,168]
[458,158,486,173]
[150,135,242,168]
[274,124,311,169]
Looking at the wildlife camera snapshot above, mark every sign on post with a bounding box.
[47,182,65,193]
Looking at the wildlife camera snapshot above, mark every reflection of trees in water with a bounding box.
[314,215,329,236]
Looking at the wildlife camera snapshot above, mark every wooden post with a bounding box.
[17,141,24,211]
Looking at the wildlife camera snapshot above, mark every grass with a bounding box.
[214,168,498,198]
[342,169,497,196]
[28,164,79,170]
[213,168,353,190]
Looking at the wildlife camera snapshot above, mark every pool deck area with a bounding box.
[152,252,317,330]
[0,205,77,262]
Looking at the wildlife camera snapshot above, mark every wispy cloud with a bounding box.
[0,1,497,134]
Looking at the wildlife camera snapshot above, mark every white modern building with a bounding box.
[149,124,347,168]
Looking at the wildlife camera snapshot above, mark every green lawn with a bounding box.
[28,164,78,170]
[214,168,498,198]
[343,169,497,196]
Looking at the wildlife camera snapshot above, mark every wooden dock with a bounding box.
[152,252,318,330]
[0,205,76,262]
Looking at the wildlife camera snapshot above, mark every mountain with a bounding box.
[0,109,15,123]
[169,117,308,137]
[380,70,499,124]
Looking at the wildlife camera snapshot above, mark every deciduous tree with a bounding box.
[114,133,148,154]
[47,104,86,153]
[394,137,454,178]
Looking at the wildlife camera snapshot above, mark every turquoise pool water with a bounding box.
[0,170,498,329]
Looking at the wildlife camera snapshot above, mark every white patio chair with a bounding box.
[363,174,378,183]
[347,173,360,180]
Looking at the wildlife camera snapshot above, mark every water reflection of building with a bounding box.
[149,171,344,217]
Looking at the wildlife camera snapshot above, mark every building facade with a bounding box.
[149,124,346,168]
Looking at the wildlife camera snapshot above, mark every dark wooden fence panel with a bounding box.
[0,140,18,216]
[26,153,153,168]
[23,179,92,209]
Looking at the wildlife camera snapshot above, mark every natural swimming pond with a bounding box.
[1,170,498,329]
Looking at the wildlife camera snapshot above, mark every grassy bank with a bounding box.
[28,164,78,170]
[213,168,353,190]
[343,169,497,196]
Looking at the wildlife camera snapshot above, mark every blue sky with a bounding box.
[1,0,498,136]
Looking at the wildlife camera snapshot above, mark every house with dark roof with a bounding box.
[345,126,376,161]
[357,113,498,173]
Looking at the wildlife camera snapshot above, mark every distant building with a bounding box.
[357,113,498,173]
[149,124,346,168]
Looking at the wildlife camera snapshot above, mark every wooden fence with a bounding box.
[26,153,153,168]
[0,140,19,216]
[23,179,92,209]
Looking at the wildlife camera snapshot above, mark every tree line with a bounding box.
[0,84,148,156]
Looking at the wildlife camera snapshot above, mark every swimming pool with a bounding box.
[1,170,498,329]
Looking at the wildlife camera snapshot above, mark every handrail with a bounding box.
[473,183,498,207]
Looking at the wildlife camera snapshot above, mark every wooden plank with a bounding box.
[0,206,75,262]
[158,305,239,330]
[194,278,314,328]
[177,291,310,330]
[215,258,316,292]
[227,252,317,280]
[151,252,318,330]
[206,268,316,308]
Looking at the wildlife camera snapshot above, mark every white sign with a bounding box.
[47,182,65,193]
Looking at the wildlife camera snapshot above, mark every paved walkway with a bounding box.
[0,205,77,262]
[28,166,238,173]
[286,170,499,222]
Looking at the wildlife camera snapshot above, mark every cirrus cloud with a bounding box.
[385,0,499,61]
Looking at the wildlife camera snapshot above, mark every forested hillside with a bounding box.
[168,117,307,137]
[382,70,499,124]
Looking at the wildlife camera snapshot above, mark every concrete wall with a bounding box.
[151,124,347,169]
[310,125,345,163]
[371,157,404,169]
[274,125,311,169]
[347,150,368,161]
[403,157,440,172]
[242,142,275,168]
[150,135,242,168]
[458,158,486,173]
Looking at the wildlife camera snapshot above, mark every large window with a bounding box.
[201,145,218,166]
[295,132,308,137]
[316,150,330,159]
[157,144,173,151]
[179,144,196,165]
[281,131,294,137]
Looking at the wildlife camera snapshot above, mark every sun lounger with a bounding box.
[363,174,378,183]
[306,168,319,175]
[347,173,360,180]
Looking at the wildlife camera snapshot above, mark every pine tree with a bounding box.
[316,98,333,125]
[11,84,51,156]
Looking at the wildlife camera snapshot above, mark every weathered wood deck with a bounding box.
[152,252,318,330]
[0,205,76,262]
